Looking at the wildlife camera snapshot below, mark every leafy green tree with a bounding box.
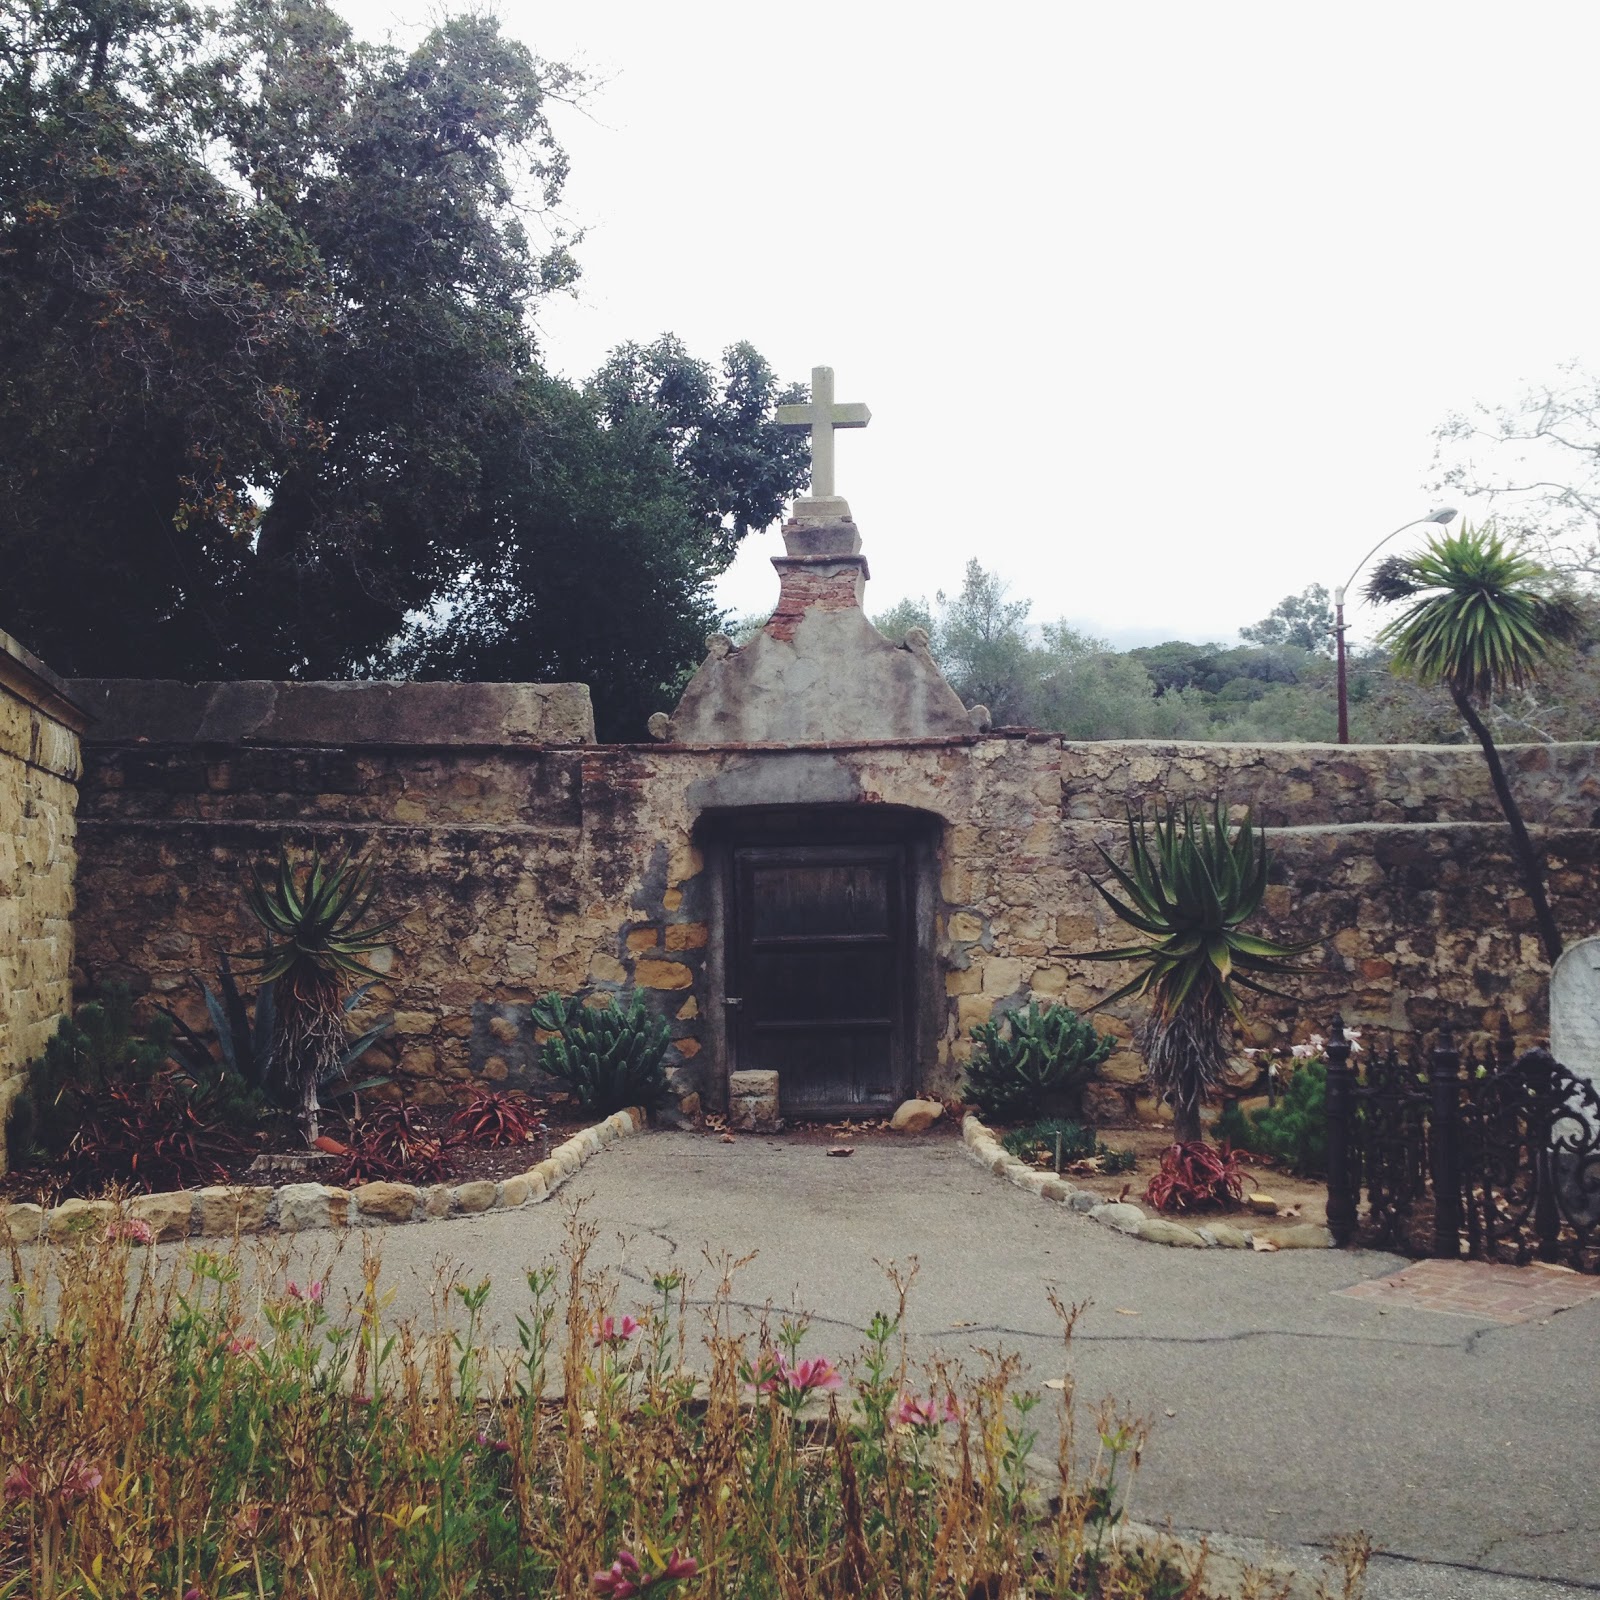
[1366,522,1584,963]
[870,596,937,647]
[1032,624,1166,739]
[0,0,804,735]
[1240,584,1335,655]
[393,353,804,738]
[936,560,1040,725]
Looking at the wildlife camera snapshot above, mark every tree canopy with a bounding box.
[0,0,805,737]
[1432,361,1600,583]
[1239,584,1334,655]
[872,562,1600,746]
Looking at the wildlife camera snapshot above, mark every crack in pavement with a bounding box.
[1472,1525,1600,1571]
[602,1286,1478,1354]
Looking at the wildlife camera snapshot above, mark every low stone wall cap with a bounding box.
[71,678,596,747]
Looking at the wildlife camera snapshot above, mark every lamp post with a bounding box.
[1334,508,1458,743]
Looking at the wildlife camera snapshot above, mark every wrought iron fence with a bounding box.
[1324,1016,1600,1273]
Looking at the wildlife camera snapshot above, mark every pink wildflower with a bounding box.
[591,1548,696,1596]
[892,1391,961,1429]
[752,1351,783,1391]
[59,1461,102,1501]
[227,1336,257,1357]
[751,1351,843,1400]
[593,1549,643,1597]
[286,1279,325,1304]
[784,1356,842,1394]
[475,1430,511,1456]
[2,1465,34,1504]
[892,1393,938,1428]
[593,1314,640,1347]
[184,1588,204,1600]
[106,1218,155,1245]
[749,1349,786,1394]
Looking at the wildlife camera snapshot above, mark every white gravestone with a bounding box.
[1546,938,1600,1223]
[1549,937,1600,1099]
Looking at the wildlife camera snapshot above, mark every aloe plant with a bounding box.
[1077,803,1315,1142]
[242,844,397,1143]
[530,991,670,1116]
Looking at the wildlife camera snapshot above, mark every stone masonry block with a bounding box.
[277,1184,349,1232]
[730,1069,780,1132]
[635,959,693,990]
[127,1191,194,1242]
[196,1186,274,1236]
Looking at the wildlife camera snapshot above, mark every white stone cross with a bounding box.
[776,366,870,500]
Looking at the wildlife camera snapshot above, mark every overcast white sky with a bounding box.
[344,0,1600,647]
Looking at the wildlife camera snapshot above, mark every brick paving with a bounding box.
[1335,1256,1600,1322]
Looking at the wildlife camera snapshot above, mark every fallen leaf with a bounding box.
[827,1146,855,1158]
[720,1133,736,1144]
[1251,1235,1280,1252]
[1113,1307,1139,1317]
[1042,1378,1068,1391]
[949,1319,977,1328]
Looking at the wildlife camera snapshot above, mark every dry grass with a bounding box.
[0,1212,1364,1599]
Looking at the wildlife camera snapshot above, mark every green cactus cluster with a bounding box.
[530,991,672,1116]
[962,1000,1116,1123]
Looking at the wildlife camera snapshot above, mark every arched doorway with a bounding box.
[697,806,942,1118]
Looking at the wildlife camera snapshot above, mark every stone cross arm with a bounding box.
[776,365,870,501]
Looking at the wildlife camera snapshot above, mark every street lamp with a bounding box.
[1333,508,1458,743]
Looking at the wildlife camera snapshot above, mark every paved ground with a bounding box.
[242,1132,1599,1595]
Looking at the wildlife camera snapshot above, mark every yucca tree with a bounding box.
[1365,523,1583,965]
[1077,804,1315,1143]
[244,845,397,1143]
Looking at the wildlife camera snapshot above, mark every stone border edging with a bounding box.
[960,1114,1333,1252]
[0,1107,647,1246]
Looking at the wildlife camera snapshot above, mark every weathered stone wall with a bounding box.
[0,633,87,1164]
[68,680,1600,1110]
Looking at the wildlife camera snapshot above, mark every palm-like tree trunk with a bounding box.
[1450,686,1564,966]
[1146,993,1228,1144]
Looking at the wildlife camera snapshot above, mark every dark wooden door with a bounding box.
[729,843,906,1117]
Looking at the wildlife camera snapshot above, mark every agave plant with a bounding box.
[1365,522,1584,964]
[243,844,398,1143]
[1077,803,1315,1143]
